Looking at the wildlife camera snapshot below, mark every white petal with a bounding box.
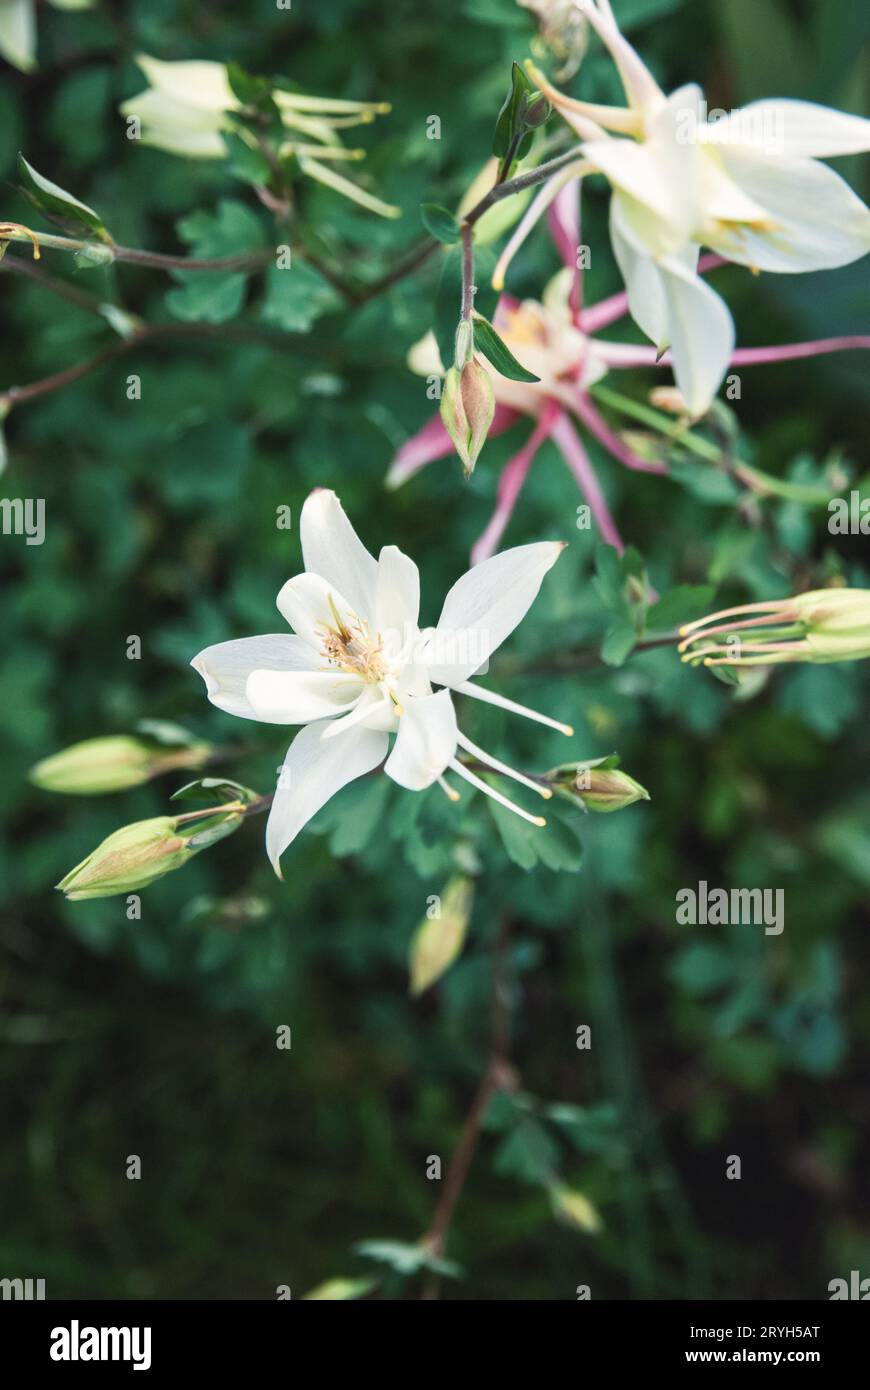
[610,202,669,348]
[659,257,735,417]
[134,55,236,112]
[707,147,870,272]
[276,571,355,651]
[609,202,700,352]
[190,634,314,721]
[698,147,772,226]
[299,489,379,621]
[583,137,680,230]
[266,722,388,874]
[383,690,457,790]
[321,686,394,738]
[424,542,565,687]
[245,669,363,724]
[375,545,420,648]
[583,87,701,252]
[711,99,870,159]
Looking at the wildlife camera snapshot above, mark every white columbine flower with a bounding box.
[526,0,870,414]
[191,490,570,875]
[119,55,399,218]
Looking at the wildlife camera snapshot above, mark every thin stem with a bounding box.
[2,227,273,275]
[114,244,273,273]
[573,388,668,475]
[589,384,836,504]
[0,321,314,412]
[464,149,590,230]
[421,917,514,1297]
[460,222,475,324]
[0,255,108,314]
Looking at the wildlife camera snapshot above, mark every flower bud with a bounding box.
[680,587,870,668]
[30,736,211,796]
[56,817,198,900]
[440,358,496,478]
[790,588,870,662]
[546,758,650,813]
[550,1184,602,1234]
[408,875,474,995]
[521,93,551,130]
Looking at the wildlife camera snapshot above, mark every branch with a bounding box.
[0,321,318,411]
[421,916,516,1297]
[0,255,107,313]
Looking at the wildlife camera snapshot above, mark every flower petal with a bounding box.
[134,55,236,111]
[299,488,379,621]
[375,544,420,643]
[471,406,560,564]
[266,722,388,875]
[384,690,457,790]
[706,147,870,272]
[659,256,735,417]
[713,99,870,159]
[609,201,670,349]
[424,542,565,686]
[246,669,363,724]
[190,634,314,721]
[276,571,356,650]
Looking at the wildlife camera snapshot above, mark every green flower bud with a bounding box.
[440,358,496,478]
[791,588,870,662]
[30,736,211,796]
[408,875,474,995]
[56,817,197,900]
[550,1184,602,1234]
[547,757,650,813]
[680,587,870,669]
[522,94,551,130]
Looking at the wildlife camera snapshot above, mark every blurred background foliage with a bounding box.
[0,0,869,1300]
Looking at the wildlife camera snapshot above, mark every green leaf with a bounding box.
[601,617,637,667]
[668,457,740,505]
[420,203,460,244]
[492,61,534,159]
[17,153,110,240]
[646,585,715,632]
[166,199,265,325]
[260,259,341,332]
[355,1239,461,1279]
[489,797,583,872]
[473,315,540,382]
[170,778,257,806]
[221,130,273,187]
[493,1117,558,1185]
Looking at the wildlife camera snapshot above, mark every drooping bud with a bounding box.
[545,756,650,813]
[56,804,245,900]
[440,358,496,478]
[408,875,474,995]
[550,1184,602,1234]
[30,735,211,796]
